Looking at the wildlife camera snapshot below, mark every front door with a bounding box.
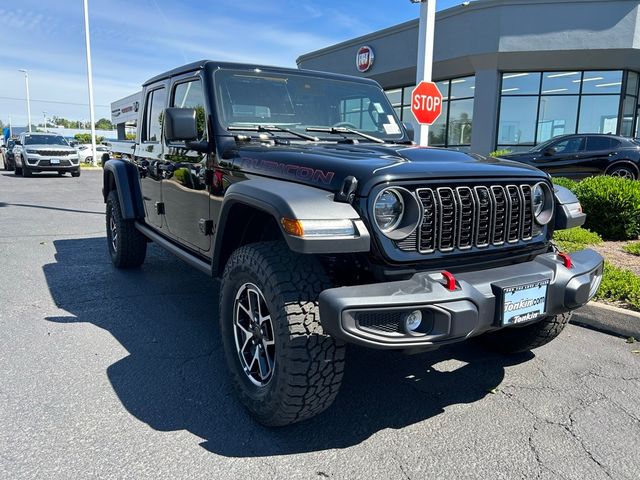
[161,75,212,253]
[134,84,167,229]
[532,136,586,178]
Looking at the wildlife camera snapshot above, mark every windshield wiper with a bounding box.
[306,126,385,144]
[228,125,319,142]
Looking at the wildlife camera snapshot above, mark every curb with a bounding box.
[571,301,640,338]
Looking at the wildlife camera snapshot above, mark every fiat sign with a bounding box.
[356,46,375,73]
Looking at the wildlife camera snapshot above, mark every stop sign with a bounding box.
[411,81,443,125]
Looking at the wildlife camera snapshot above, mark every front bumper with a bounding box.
[319,249,603,350]
[25,156,79,171]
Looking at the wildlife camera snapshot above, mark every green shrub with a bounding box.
[572,176,640,241]
[553,227,602,252]
[552,177,578,192]
[488,149,512,158]
[595,262,640,310]
[624,242,640,256]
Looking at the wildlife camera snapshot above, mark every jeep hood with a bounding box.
[232,143,548,196]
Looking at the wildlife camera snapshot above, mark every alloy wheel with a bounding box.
[610,168,636,180]
[233,283,276,387]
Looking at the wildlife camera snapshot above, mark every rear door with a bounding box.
[134,83,167,229]
[161,74,212,253]
[581,136,615,176]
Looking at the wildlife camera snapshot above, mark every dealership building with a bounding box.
[297,0,640,154]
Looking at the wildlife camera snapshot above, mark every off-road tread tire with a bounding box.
[106,190,147,269]
[219,241,346,427]
[478,312,572,354]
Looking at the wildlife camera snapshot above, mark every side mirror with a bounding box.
[402,122,415,142]
[164,108,198,142]
[544,147,557,156]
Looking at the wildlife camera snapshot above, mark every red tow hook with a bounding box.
[441,270,457,291]
[558,252,572,269]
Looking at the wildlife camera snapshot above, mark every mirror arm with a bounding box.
[186,139,211,153]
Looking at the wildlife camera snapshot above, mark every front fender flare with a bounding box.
[214,178,370,259]
[102,159,145,220]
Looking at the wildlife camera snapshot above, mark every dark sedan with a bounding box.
[500,134,640,180]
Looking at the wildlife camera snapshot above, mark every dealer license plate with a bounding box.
[50,158,60,164]
[501,280,549,326]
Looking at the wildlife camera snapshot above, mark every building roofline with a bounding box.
[296,0,621,65]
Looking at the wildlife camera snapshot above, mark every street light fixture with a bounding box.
[82,0,98,165]
[18,69,32,133]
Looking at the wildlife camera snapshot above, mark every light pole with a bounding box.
[412,0,436,146]
[43,111,47,132]
[82,0,98,165]
[8,115,12,137]
[18,69,32,133]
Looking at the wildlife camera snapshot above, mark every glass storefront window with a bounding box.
[621,96,636,137]
[580,71,622,95]
[428,102,449,146]
[385,88,402,106]
[448,98,473,146]
[626,71,639,96]
[450,76,475,99]
[498,96,538,145]
[536,95,579,143]
[501,72,541,95]
[578,95,620,134]
[541,71,581,95]
[436,80,449,101]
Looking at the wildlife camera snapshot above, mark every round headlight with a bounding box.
[532,182,553,225]
[374,188,404,232]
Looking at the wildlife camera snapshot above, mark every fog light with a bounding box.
[589,271,603,299]
[404,310,422,332]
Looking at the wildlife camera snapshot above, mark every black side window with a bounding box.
[586,136,612,151]
[143,87,167,142]
[553,137,585,154]
[172,80,207,141]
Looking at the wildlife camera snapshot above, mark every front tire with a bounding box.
[106,190,147,268]
[477,312,572,354]
[71,169,81,178]
[21,159,31,177]
[219,241,346,426]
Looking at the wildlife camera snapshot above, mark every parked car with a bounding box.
[500,134,640,180]
[3,138,17,171]
[13,133,81,177]
[76,143,110,164]
[103,60,603,426]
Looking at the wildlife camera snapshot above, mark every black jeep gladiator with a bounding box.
[103,60,604,426]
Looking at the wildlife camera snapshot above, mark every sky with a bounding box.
[0,0,468,128]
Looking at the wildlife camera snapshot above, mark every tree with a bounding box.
[95,118,114,130]
[74,133,105,144]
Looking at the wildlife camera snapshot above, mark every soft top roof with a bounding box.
[142,60,379,88]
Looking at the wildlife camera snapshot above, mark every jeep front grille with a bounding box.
[35,150,73,157]
[402,184,536,254]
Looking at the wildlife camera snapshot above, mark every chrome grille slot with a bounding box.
[409,182,542,255]
[456,187,475,249]
[491,186,507,245]
[521,185,533,240]
[437,188,457,252]
[417,189,437,253]
[507,185,522,243]
[474,186,492,247]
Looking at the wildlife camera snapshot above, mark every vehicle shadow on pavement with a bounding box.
[43,237,533,457]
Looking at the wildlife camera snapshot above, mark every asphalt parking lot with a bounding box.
[1,169,639,479]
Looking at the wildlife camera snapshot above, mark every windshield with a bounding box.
[24,134,69,146]
[7,140,15,148]
[214,69,405,142]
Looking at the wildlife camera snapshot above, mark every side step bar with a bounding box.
[135,222,212,276]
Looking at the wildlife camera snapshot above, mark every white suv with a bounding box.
[13,133,81,177]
